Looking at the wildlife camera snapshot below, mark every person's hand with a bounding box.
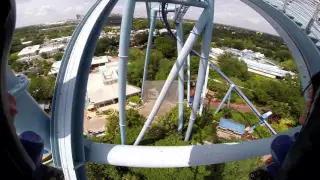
[299,87,313,125]
[8,93,18,119]
[263,87,313,165]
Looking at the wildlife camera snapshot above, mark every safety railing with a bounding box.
[265,0,320,43]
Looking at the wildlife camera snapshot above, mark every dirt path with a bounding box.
[205,99,252,112]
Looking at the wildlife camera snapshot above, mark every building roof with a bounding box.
[219,118,245,134]
[21,41,32,45]
[211,48,224,55]
[159,28,176,34]
[18,45,40,56]
[242,58,294,77]
[92,56,110,65]
[49,56,111,75]
[17,55,40,62]
[107,56,118,62]
[39,44,65,54]
[87,72,141,105]
[49,36,71,43]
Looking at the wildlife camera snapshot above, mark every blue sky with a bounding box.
[15,0,277,34]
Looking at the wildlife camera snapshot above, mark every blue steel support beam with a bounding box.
[85,126,300,167]
[146,2,151,25]
[136,0,208,8]
[134,8,209,145]
[50,0,118,178]
[227,92,231,107]
[210,63,277,135]
[141,8,175,101]
[118,0,136,145]
[215,84,234,114]
[187,54,190,107]
[50,0,103,169]
[141,11,157,101]
[176,21,184,133]
[199,63,209,115]
[184,0,213,141]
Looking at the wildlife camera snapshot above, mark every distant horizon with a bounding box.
[15,16,279,36]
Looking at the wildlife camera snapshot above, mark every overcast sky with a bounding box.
[15,0,277,34]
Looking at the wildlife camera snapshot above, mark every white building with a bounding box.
[106,31,120,38]
[21,41,32,45]
[39,44,65,56]
[49,36,71,44]
[49,56,110,75]
[209,48,224,60]
[98,61,119,85]
[255,52,265,59]
[17,55,40,62]
[217,47,293,79]
[18,45,40,58]
[211,48,224,56]
[158,28,176,34]
[18,45,40,62]
[87,60,140,107]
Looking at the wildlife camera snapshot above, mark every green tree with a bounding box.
[280,59,297,72]
[154,35,176,59]
[9,52,20,67]
[127,95,141,104]
[155,58,174,80]
[211,157,263,180]
[275,50,292,62]
[28,76,56,101]
[127,58,144,87]
[86,163,122,180]
[94,37,119,56]
[10,61,28,72]
[52,52,64,61]
[132,19,149,30]
[9,52,19,62]
[10,38,26,54]
[33,60,53,75]
[31,37,44,45]
[40,52,49,59]
[105,109,144,144]
[129,48,145,62]
[190,56,200,79]
[217,53,251,81]
[233,39,245,50]
[133,32,149,46]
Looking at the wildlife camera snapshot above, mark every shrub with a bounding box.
[127,95,140,104]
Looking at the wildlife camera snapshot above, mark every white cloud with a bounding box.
[36,5,56,16]
[75,6,84,12]
[64,7,73,12]
[24,9,34,15]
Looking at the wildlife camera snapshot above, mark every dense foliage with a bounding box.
[127,95,141,104]
[28,75,56,101]
[217,53,251,81]
[94,36,119,56]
